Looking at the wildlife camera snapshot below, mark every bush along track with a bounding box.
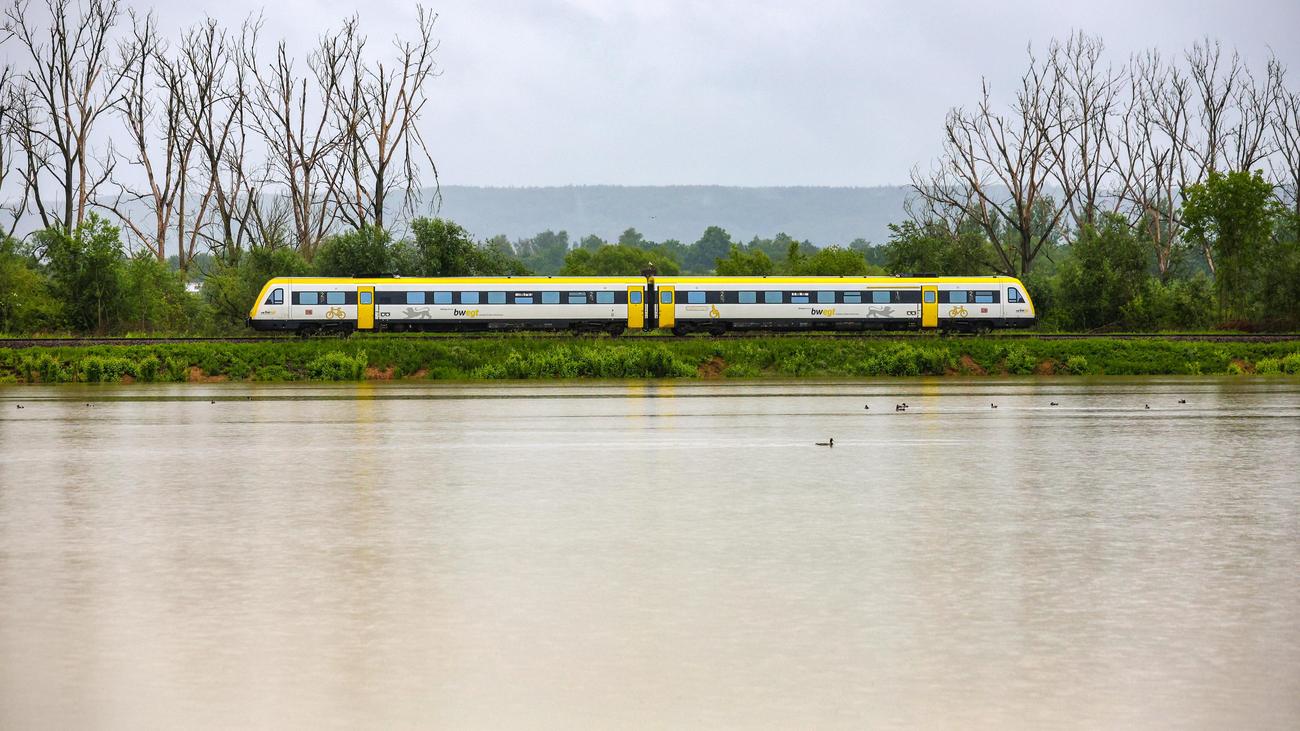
[2,336,1300,384]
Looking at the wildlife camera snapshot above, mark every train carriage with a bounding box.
[653,276,1035,334]
[249,277,646,335]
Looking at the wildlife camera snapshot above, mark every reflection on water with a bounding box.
[1,378,1298,729]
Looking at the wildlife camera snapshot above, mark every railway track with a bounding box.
[2,332,1298,348]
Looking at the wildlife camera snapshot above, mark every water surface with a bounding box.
[2,378,1298,729]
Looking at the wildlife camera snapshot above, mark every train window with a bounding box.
[488,292,506,304]
[1008,287,1024,303]
[872,291,890,304]
[264,288,284,305]
[596,291,615,304]
[568,292,587,304]
[661,291,673,304]
[461,291,480,304]
[433,291,452,305]
[687,291,705,304]
[739,291,757,304]
[949,290,967,304]
[515,295,534,304]
[791,295,808,303]
[923,291,936,303]
[974,291,995,304]
[325,291,346,305]
[816,291,835,304]
[843,293,862,304]
[294,291,318,305]
[359,291,372,305]
[763,291,782,304]
[629,291,642,304]
[542,291,561,304]
[406,291,425,305]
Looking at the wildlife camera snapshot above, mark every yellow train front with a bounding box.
[248,275,1035,335]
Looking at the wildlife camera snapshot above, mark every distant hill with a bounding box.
[432,185,912,246]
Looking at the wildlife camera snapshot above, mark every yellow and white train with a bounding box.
[248,274,1036,335]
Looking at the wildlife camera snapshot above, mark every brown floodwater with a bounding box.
[1,378,1298,729]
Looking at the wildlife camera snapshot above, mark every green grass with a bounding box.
[2,335,1299,383]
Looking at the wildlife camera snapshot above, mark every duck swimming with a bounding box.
[815,438,834,447]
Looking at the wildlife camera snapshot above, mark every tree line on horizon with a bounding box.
[0,5,1297,333]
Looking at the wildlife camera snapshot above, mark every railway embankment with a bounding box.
[3,336,1300,383]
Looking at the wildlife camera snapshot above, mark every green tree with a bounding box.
[0,237,62,333]
[579,234,605,251]
[788,245,881,276]
[36,214,126,333]
[313,226,398,277]
[410,218,529,276]
[1255,212,1300,328]
[560,244,680,276]
[714,244,774,276]
[849,238,889,268]
[120,254,204,333]
[1053,216,1151,330]
[617,228,648,248]
[515,230,570,274]
[686,226,733,273]
[1181,170,1279,321]
[1120,274,1218,331]
[883,221,992,275]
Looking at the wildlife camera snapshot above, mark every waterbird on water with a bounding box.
[990,403,998,409]
[1145,404,1150,409]
[1049,402,1059,406]
[15,404,22,409]
[816,438,834,447]
[1178,399,1187,404]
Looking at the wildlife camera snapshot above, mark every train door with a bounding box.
[627,286,644,329]
[921,285,938,328]
[658,286,675,329]
[357,286,375,330]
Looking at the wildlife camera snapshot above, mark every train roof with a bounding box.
[262,276,645,285]
[655,275,1024,285]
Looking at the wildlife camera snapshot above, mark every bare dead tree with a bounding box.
[1109,51,1189,278]
[243,19,357,259]
[1185,39,1241,179]
[911,47,1074,276]
[3,0,128,233]
[102,10,200,264]
[1272,82,1300,219]
[1227,56,1282,173]
[1045,31,1120,232]
[0,65,34,237]
[333,6,440,232]
[178,16,265,258]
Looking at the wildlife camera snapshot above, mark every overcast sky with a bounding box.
[146,0,1300,187]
